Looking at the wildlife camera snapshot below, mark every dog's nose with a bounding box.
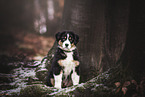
[65,44,69,47]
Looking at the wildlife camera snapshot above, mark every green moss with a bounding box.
[35,69,47,83]
[8,66,120,97]
[19,84,54,97]
[20,85,43,97]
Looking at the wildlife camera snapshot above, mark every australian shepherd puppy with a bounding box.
[47,31,80,88]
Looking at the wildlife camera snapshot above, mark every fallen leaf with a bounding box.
[115,82,121,87]
[122,87,128,95]
[123,81,131,87]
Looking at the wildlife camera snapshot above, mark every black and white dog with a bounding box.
[47,31,80,88]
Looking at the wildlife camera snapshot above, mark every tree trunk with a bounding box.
[119,0,145,82]
[34,0,47,34]
[102,0,129,70]
[60,0,130,82]
[46,0,145,85]
[33,0,64,35]
[60,0,106,82]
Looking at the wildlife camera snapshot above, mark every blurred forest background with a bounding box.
[0,0,64,60]
[0,0,145,97]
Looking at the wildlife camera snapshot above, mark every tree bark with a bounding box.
[46,0,145,85]
[60,0,106,82]
[103,0,129,70]
[59,0,130,82]
[119,0,145,82]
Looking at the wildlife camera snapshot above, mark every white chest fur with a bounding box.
[55,51,80,88]
[59,52,76,76]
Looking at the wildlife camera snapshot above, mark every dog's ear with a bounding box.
[55,32,61,41]
[74,34,79,45]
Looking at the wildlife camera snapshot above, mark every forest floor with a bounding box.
[0,29,55,96]
[0,29,55,61]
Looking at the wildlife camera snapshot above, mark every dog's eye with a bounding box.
[69,37,72,40]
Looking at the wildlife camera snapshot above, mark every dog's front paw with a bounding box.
[54,73,62,89]
[58,60,63,66]
[73,60,80,66]
[54,84,62,89]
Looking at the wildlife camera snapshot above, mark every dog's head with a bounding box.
[55,31,79,51]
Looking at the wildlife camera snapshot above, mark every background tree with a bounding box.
[59,0,130,82]
[119,0,145,82]
[34,0,64,35]
[0,0,64,36]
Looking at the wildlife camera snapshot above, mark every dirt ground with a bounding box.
[0,28,55,61]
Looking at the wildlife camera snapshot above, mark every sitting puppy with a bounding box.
[47,31,80,88]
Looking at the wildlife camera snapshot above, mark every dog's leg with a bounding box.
[71,70,80,85]
[58,60,64,67]
[50,78,54,86]
[72,60,80,66]
[47,70,54,87]
[54,72,62,89]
